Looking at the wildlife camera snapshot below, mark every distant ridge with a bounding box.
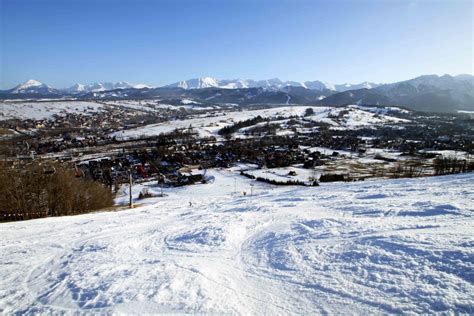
[1,74,472,113]
[163,77,382,92]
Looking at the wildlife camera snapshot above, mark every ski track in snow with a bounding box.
[0,172,473,314]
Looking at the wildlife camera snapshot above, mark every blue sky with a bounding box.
[0,0,472,89]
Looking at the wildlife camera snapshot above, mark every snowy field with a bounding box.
[110,106,312,139]
[0,101,106,120]
[0,100,204,121]
[1,171,473,314]
[111,105,409,140]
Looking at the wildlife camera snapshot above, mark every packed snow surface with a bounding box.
[1,172,473,314]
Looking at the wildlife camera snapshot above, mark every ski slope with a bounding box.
[1,172,473,314]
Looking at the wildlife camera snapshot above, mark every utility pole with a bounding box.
[129,170,133,208]
[160,174,164,197]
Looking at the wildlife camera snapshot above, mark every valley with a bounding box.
[1,99,472,222]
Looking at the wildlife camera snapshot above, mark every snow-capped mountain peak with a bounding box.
[304,80,336,91]
[198,77,219,88]
[13,79,46,91]
[334,81,382,92]
[19,79,44,88]
[168,77,220,89]
[11,79,57,94]
[132,83,152,89]
[66,83,86,93]
[85,81,136,92]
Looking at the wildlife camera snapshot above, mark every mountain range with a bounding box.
[1,74,472,113]
[4,80,151,96]
[164,77,381,92]
[318,74,474,113]
[65,82,151,93]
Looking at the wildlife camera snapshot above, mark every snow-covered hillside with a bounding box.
[0,101,106,121]
[1,172,473,314]
[111,105,409,140]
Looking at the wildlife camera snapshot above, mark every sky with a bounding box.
[0,0,472,89]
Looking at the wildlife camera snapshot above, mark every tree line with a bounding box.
[0,162,114,222]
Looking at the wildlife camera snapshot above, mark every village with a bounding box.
[1,101,472,202]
